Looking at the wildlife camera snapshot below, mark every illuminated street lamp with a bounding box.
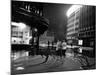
[34,28,38,32]
[66,5,82,17]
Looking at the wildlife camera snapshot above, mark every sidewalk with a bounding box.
[11,52,95,74]
[65,50,96,69]
[12,55,42,63]
[11,55,46,69]
[11,55,56,74]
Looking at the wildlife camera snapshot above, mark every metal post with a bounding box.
[36,33,39,54]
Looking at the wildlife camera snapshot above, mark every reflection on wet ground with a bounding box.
[11,49,95,75]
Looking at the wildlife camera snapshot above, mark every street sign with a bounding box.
[78,40,83,45]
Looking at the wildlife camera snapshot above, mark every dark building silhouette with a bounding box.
[66,5,96,48]
[78,6,96,48]
[11,1,49,54]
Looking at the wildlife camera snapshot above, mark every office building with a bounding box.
[79,6,96,48]
[66,5,82,45]
[66,5,96,48]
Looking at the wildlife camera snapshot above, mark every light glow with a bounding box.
[16,67,24,70]
[34,28,38,32]
[12,22,26,29]
[67,5,82,17]
[39,43,48,47]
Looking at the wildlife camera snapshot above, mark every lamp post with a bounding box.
[31,27,40,55]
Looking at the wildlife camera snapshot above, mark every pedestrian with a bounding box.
[62,40,67,50]
[56,40,63,59]
[48,41,50,49]
[62,40,67,58]
[56,40,61,51]
[43,50,49,63]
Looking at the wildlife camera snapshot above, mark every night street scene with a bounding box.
[11,0,96,75]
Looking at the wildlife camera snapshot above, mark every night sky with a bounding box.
[42,3,71,40]
[12,1,72,40]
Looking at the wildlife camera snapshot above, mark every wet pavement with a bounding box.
[11,50,95,75]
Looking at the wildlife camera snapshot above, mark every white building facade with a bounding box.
[66,5,82,45]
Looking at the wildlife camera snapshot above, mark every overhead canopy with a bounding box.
[12,5,49,35]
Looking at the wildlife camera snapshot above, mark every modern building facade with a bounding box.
[66,5,81,45]
[11,25,31,44]
[79,6,96,48]
[12,1,49,46]
[11,1,49,58]
[66,5,96,48]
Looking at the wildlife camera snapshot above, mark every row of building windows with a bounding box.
[67,22,74,27]
[12,39,30,44]
[68,12,75,19]
[67,25,79,32]
[79,30,95,37]
[68,16,75,24]
[66,5,95,40]
[67,15,79,24]
[79,26,95,32]
[67,22,79,29]
[12,31,30,36]
[12,31,23,37]
[67,30,78,36]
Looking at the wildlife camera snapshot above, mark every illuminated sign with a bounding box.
[78,40,83,45]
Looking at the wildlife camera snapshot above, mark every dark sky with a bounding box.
[12,1,71,40]
[43,3,71,40]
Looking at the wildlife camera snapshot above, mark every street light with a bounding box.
[34,28,38,32]
[66,5,82,17]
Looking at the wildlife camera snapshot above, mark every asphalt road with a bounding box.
[11,53,84,75]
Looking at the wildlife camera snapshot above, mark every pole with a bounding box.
[37,33,39,54]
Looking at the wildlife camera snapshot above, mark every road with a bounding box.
[11,52,84,75]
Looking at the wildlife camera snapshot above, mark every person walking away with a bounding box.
[62,40,67,57]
